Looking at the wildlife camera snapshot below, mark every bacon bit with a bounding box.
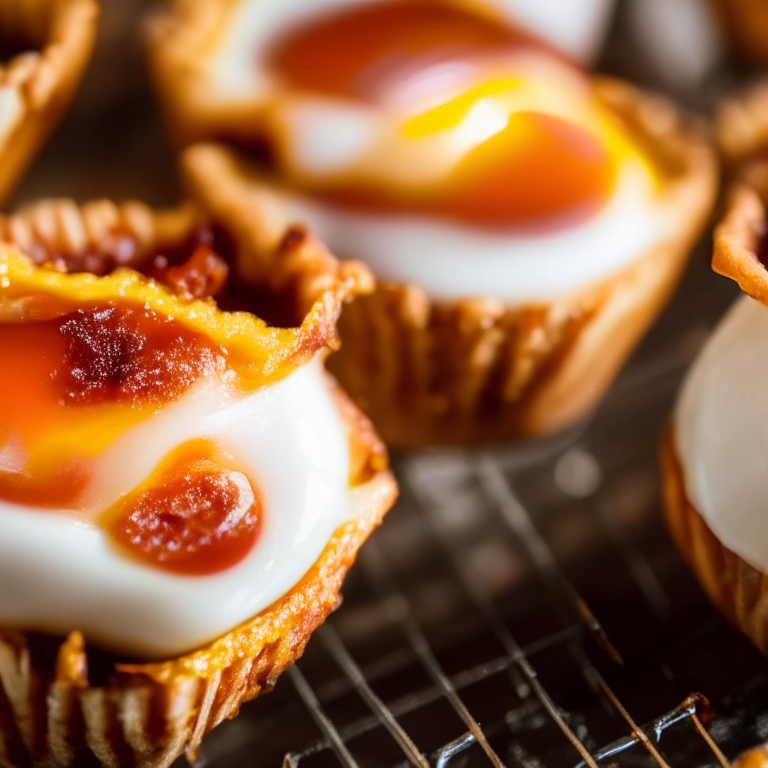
[106,441,262,576]
[152,244,230,300]
[54,305,224,405]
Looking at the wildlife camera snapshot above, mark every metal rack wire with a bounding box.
[187,249,768,768]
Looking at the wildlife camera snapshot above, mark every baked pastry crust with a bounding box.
[0,0,98,205]
[718,82,768,196]
[0,198,396,768]
[180,78,717,447]
[659,83,768,658]
[661,427,768,655]
[146,0,245,146]
[714,81,768,303]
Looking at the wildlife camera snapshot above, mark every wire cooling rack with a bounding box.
[10,1,768,765]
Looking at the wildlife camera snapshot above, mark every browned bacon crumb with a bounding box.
[53,305,224,405]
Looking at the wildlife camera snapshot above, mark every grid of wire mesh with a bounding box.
[187,251,768,768]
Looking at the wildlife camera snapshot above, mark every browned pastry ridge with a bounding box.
[174,77,717,447]
[0,198,397,768]
[0,0,98,205]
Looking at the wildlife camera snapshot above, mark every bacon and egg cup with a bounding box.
[148,0,717,446]
[0,194,396,768]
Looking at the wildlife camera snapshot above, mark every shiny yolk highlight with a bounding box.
[322,111,615,227]
[0,303,224,509]
[266,0,623,228]
[446,111,615,226]
[105,440,261,576]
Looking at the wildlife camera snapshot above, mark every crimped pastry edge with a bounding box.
[0,0,98,205]
[713,81,768,307]
[0,194,374,322]
[717,81,768,169]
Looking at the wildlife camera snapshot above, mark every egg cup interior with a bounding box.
[0,196,397,768]
[661,84,768,655]
[0,0,98,206]
[177,76,717,448]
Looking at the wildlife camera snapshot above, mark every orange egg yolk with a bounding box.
[267,0,543,102]
[320,111,614,227]
[105,440,262,576]
[0,302,224,510]
[266,0,618,228]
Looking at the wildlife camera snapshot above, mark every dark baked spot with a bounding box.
[53,305,223,406]
[150,244,229,300]
[111,467,261,576]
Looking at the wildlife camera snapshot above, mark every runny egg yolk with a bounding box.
[265,0,645,229]
[0,302,223,510]
[322,110,616,227]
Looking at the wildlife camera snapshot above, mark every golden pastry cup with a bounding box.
[660,87,768,655]
[717,81,768,203]
[0,0,98,206]
[0,197,397,768]
[179,77,717,447]
[146,0,240,146]
[715,80,768,304]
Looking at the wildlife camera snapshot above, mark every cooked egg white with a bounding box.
[282,157,671,303]
[675,296,768,576]
[0,355,375,659]
[191,140,670,305]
